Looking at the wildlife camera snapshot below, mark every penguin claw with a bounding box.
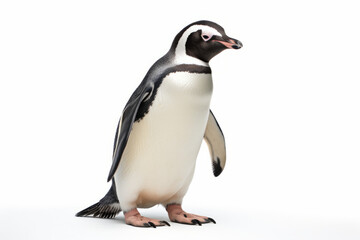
[207,218,216,224]
[191,219,202,226]
[160,220,171,226]
[148,222,156,228]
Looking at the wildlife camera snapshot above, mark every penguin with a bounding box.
[76,20,242,227]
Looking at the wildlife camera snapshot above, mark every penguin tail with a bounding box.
[76,181,121,219]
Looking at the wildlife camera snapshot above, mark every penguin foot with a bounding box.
[124,209,170,228]
[166,204,216,225]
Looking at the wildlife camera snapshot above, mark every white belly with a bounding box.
[114,71,213,211]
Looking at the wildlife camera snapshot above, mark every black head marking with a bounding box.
[170,20,225,51]
[169,20,242,63]
[185,30,226,62]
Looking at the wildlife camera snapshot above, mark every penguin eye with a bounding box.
[201,33,212,42]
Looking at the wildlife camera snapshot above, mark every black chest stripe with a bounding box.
[134,64,211,122]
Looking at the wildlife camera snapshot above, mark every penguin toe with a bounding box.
[124,209,170,227]
[166,204,216,225]
[191,219,202,226]
[127,217,170,228]
[172,213,216,225]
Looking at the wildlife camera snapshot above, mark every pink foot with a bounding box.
[124,209,170,228]
[166,204,216,226]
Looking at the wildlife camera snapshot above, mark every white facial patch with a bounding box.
[201,29,215,42]
[174,25,222,66]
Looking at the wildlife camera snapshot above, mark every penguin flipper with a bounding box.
[204,110,226,177]
[107,86,153,182]
[76,181,121,218]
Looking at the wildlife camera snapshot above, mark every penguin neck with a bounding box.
[172,51,209,67]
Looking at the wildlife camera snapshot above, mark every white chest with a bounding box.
[115,72,213,209]
[128,71,213,163]
[140,72,213,156]
[156,71,213,112]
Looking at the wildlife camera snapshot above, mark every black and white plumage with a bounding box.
[76,20,242,226]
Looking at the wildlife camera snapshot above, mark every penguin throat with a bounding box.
[173,51,209,67]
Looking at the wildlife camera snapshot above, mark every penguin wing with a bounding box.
[107,85,153,182]
[204,110,226,177]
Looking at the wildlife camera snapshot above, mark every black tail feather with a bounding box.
[75,202,120,218]
[76,181,121,219]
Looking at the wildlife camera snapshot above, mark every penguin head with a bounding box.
[170,20,242,64]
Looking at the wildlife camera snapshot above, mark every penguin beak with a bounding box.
[213,37,243,50]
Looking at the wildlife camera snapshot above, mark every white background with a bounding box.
[1,0,359,239]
